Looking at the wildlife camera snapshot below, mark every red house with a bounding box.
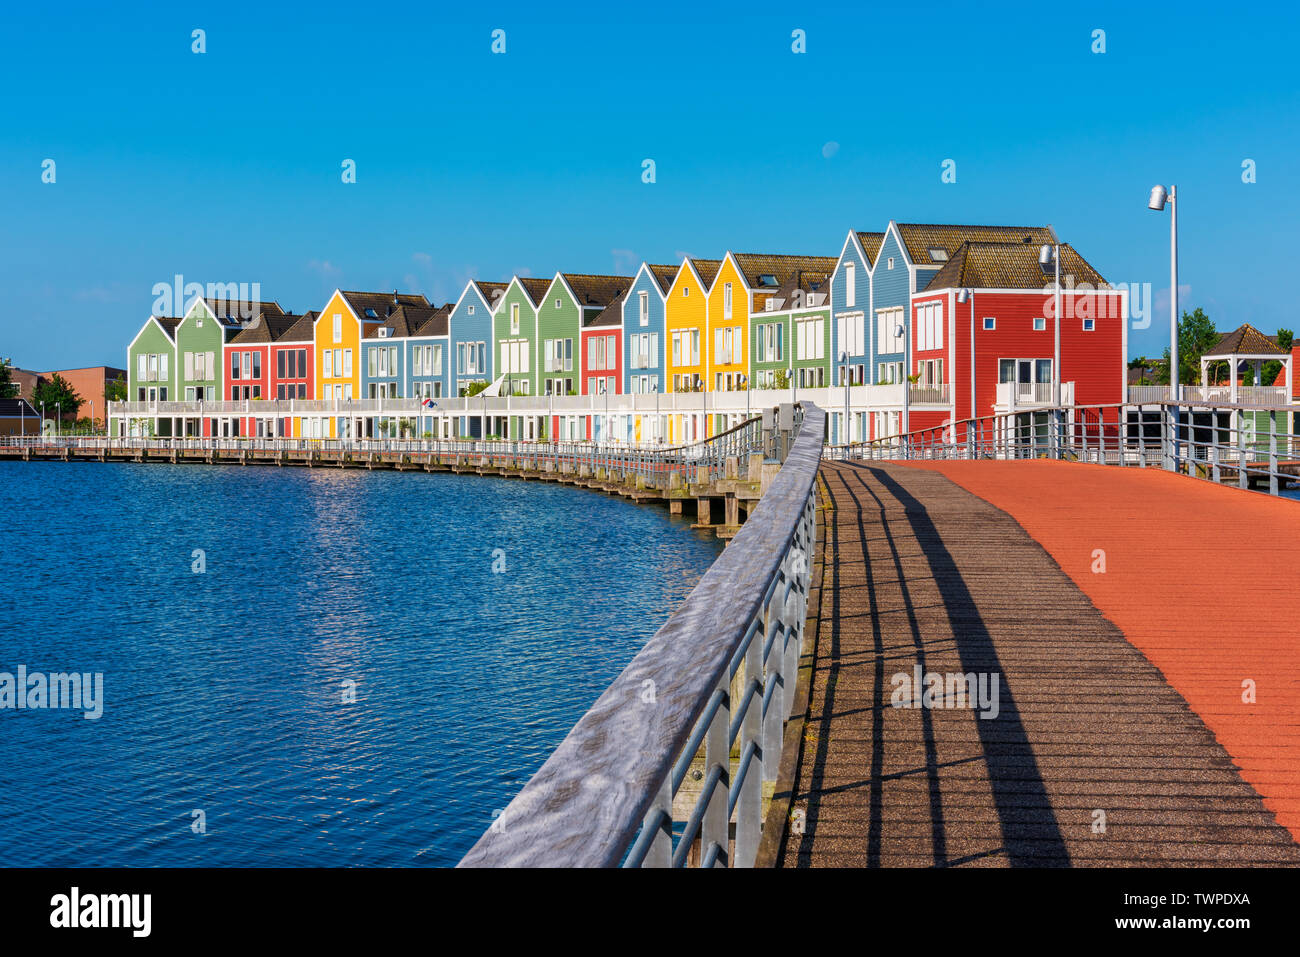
[223,311,315,437]
[908,240,1127,438]
[578,294,624,440]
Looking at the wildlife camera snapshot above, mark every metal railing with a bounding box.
[458,404,825,867]
[833,401,1300,497]
[3,409,801,488]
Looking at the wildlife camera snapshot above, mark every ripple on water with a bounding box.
[0,461,722,866]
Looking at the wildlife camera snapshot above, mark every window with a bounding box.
[556,298,561,309]
[844,263,855,307]
[510,302,520,334]
[160,354,168,380]
[333,314,342,343]
[1033,317,1046,331]
[887,257,895,270]
[137,354,146,381]
[1082,318,1095,331]
[983,317,996,331]
[251,353,261,379]
[278,351,286,379]
[723,282,733,319]
[840,312,866,357]
[682,285,689,297]
[639,291,649,326]
[916,301,944,352]
[876,308,905,355]
[241,352,250,379]
[796,317,824,361]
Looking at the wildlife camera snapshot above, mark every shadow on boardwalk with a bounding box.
[780,462,1300,868]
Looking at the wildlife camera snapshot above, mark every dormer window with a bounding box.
[929,248,948,262]
[758,274,778,287]
[364,308,378,318]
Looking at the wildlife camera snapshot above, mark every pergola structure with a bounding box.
[1199,324,1291,402]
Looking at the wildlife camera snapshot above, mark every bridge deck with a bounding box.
[779,461,1300,867]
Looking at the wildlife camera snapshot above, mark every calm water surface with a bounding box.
[0,461,722,866]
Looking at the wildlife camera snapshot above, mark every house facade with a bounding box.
[622,263,675,395]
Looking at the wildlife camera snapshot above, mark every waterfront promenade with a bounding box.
[780,460,1300,866]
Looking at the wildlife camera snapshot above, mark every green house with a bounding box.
[126,314,180,434]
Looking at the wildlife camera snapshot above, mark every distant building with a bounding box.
[0,398,40,436]
[35,366,128,424]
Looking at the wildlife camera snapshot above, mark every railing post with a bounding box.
[1238,410,1248,490]
[1269,409,1279,496]
[736,616,764,868]
[761,585,785,785]
[702,674,730,867]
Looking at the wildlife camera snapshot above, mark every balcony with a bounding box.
[1126,385,1290,407]
[995,381,1074,409]
[908,383,950,404]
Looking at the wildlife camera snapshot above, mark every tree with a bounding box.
[105,378,127,402]
[462,381,490,398]
[774,368,791,390]
[32,373,83,419]
[0,358,17,399]
[1264,328,1293,386]
[1158,307,1219,385]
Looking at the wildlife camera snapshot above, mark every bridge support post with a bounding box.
[702,674,730,867]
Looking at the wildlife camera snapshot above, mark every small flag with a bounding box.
[421,398,437,409]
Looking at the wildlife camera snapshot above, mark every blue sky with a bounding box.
[2,0,1297,369]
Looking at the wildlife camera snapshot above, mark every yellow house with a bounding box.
[663,258,719,441]
[706,253,750,394]
[312,289,428,438]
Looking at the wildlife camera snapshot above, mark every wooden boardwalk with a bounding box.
[778,461,1300,867]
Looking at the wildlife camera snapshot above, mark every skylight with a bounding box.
[758,273,779,287]
[929,248,949,262]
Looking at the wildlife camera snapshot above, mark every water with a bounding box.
[0,461,723,866]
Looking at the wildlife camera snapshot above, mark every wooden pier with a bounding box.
[777,460,1300,866]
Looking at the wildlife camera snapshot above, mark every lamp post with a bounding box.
[653,381,660,445]
[1148,184,1179,401]
[789,364,797,407]
[1039,244,1062,407]
[694,376,704,441]
[839,351,850,445]
[958,287,974,444]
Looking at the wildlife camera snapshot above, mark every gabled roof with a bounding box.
[895,223,1057,267]
[646,264,678,295]
[228,313,304,345]
[729,253,839,291]
[1204,324,1290,357]
[156,317,182,340]
[338,290,430,322]
[855,232,885,267]
[363,303,450,340]
[277,311,317,344]
[515,277,552,308]
[203,297,285,324]
[688,258,722,288]
[755,270,834,314]
[469,281,509,312]
[412,303,453,338]
[560,273,634,309]
[586,291,627,329]
[922,241,1108,291]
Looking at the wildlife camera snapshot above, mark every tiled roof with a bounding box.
[689,258,722,288]
[1204,324,1290,357]
[363,303,449,340]
[155,317,182,340]
[923,241,1108,291]
[470,281,509,312]
[339,290,430,322]
[561,273,635,309]
[730,253,839,291]
[412,303,453,338]
[278,311,317,343]
[201,297,285,322]
[856,232,885,266]
[229,313,303,345]
[647,264,678,295]
[516,277,553,307]
[586,291,627,328]
[755,270,834,313]
[896,223,1057,267]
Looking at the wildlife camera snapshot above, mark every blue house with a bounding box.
[621,263,676,394]
[449,280,503,397]
[829,230,883,389]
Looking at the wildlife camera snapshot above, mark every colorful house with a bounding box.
[313,290,429,438]
[829,230,884,389]
[580,291,624,441]
[868,223,1057,391]
[126,314,180,433]
[622,263,676,395]
[664,258,719,442]
[537,273,631,400]
[450,280,504,398]
[749,271,833,392]
[224,311,311,437]
[909,239,1126,440]
[176,296,284,431]
[360,302,452,438]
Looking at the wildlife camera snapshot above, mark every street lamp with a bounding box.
[1148,184,1179,401]
[653,380,660,445]
[1039,244,1062,407]
[839,351,850,445]
[958,287,975,440]
[694,375,704,441]
[789,364,797,407]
